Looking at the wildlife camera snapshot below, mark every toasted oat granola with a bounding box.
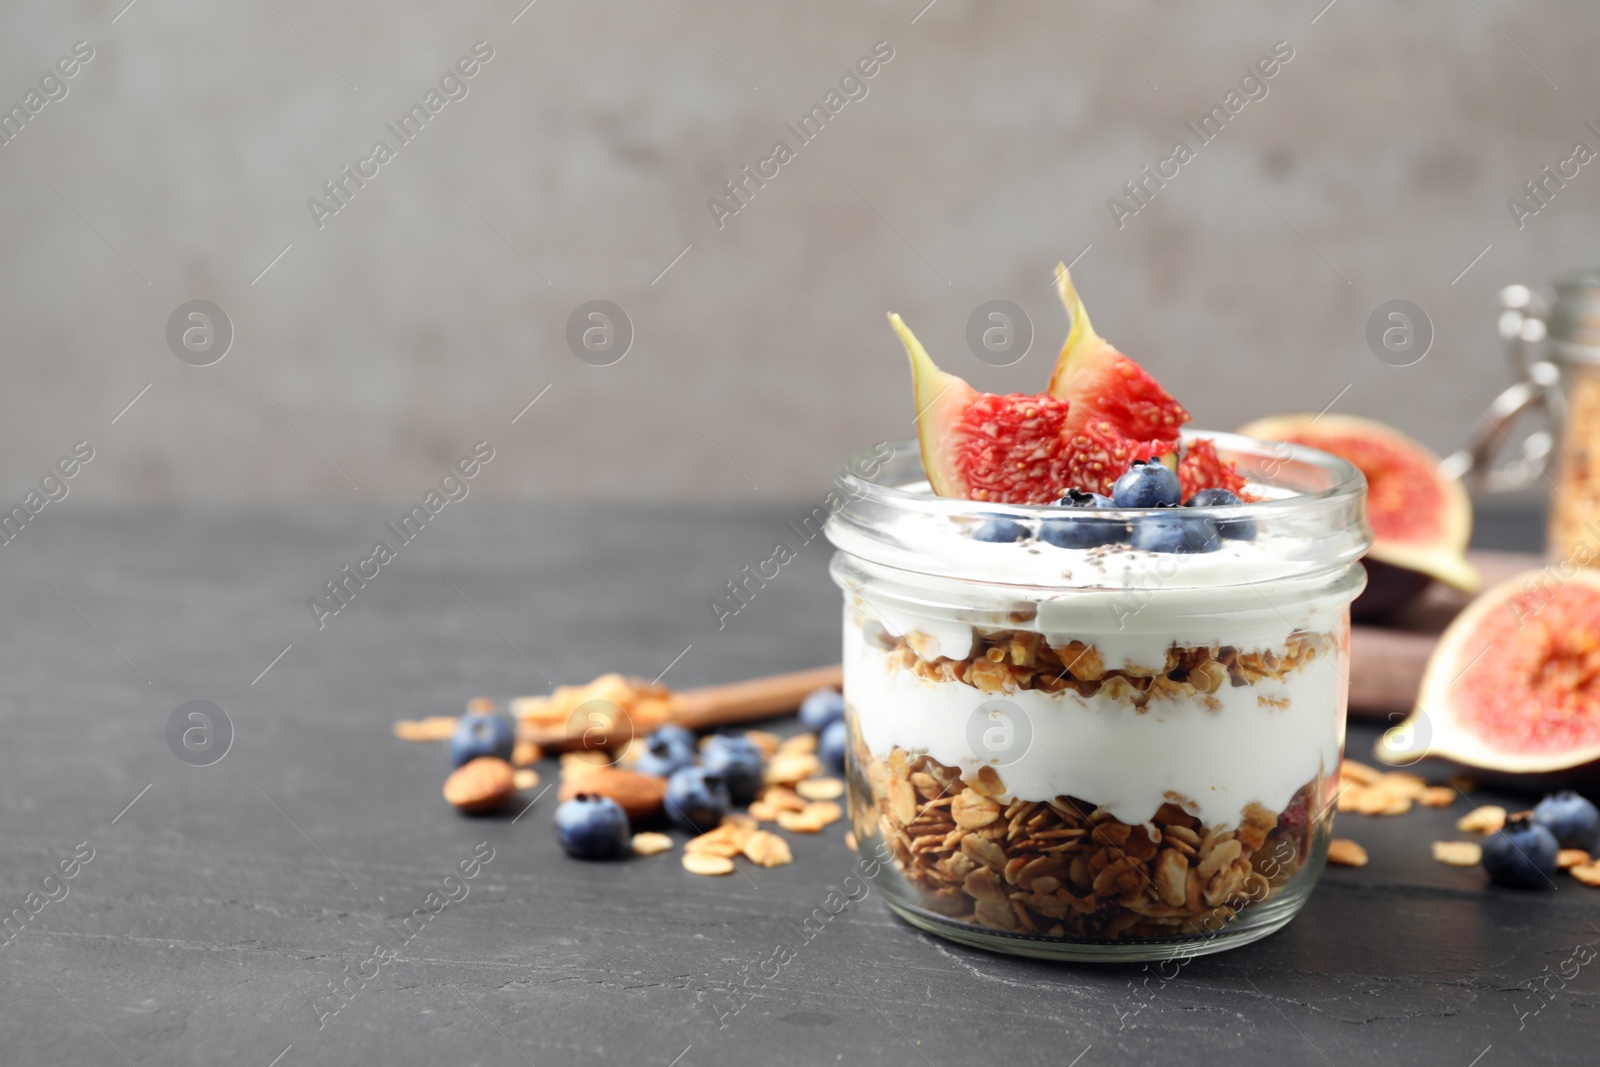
[878,628,1337,709]
[1431,841,1481,867]
[855,745,1319,940]
[1326,839,1368,867]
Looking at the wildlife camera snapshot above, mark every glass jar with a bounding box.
[826,430,1371,961]
[1542,271,1600,558]
[1456,270,1600,559]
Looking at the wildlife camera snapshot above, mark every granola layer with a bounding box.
[854,748,1323,941]
[867,622,1338,709]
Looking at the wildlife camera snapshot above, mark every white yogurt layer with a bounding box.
[844,623,1345,828]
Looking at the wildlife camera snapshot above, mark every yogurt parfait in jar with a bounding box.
[825,268,1370,960]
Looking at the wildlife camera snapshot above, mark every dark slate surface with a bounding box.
[2,503,1593,1067]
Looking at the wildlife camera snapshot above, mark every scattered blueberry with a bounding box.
[799,687,846,732]
[1131,506,1220,554]
[1481,813,1559,889]
[1039,490,1127,549]
[632,733,696,778]
[1532,791,1600,851]
[1185,487,1256,542]
[1111,458,1182,509]
[972,518,1029,543]
[554,795,631,859]
[701,735,765,803]
[652,723,698,753]
[450,712,516,767]
[664,766,731,833]
[818,719,848,773]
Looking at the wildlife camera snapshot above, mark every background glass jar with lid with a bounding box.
[1452,269,1600,560]
[825,431,1371,961]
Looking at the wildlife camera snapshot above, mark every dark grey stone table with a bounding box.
[3,504,1593,1066]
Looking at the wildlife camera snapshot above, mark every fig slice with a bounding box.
[1378,568,1600,776]
[890,313,1170,502]
[1238,413,1480,601]
[1048,265,1189,441]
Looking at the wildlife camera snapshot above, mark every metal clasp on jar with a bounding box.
[1438,284,1563,493]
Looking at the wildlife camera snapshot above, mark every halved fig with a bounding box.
[1238,413,1480,613]
[1378,567,1600,778]
[890,313,1170,502]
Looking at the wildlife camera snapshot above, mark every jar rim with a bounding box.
[827,429,1372,591]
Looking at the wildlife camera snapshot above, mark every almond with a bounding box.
[444,757,516,814]
[558,767,667,819]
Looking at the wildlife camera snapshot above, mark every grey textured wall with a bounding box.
[0,0,1591,503]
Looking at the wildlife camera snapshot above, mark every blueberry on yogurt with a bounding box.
[1131,505,1221,554]
[1039,490,1126,549]
[1112,459,1182,508]
[972,518,1029,543]
[1186,487,1257,542]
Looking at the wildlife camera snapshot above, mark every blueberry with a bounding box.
[1111,458,1182,508]
[1185,488,1242,507]
[1481,813,1559,889]
[1131,506,1220,554]
[664,766,731,833]
[1532,791,1600,851]
[799,688,846,732]
[633,733,695,778]
[701,735,765,803]
[1039,489,1127,549]
[818,719,848,773]
[1185,487,1256,542]
[972,519,1029,543]
[450,712,516,767]
[652,723,697,752]
[554,795,631,859]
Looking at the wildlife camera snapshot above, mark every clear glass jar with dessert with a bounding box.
[826,431,1370,960]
